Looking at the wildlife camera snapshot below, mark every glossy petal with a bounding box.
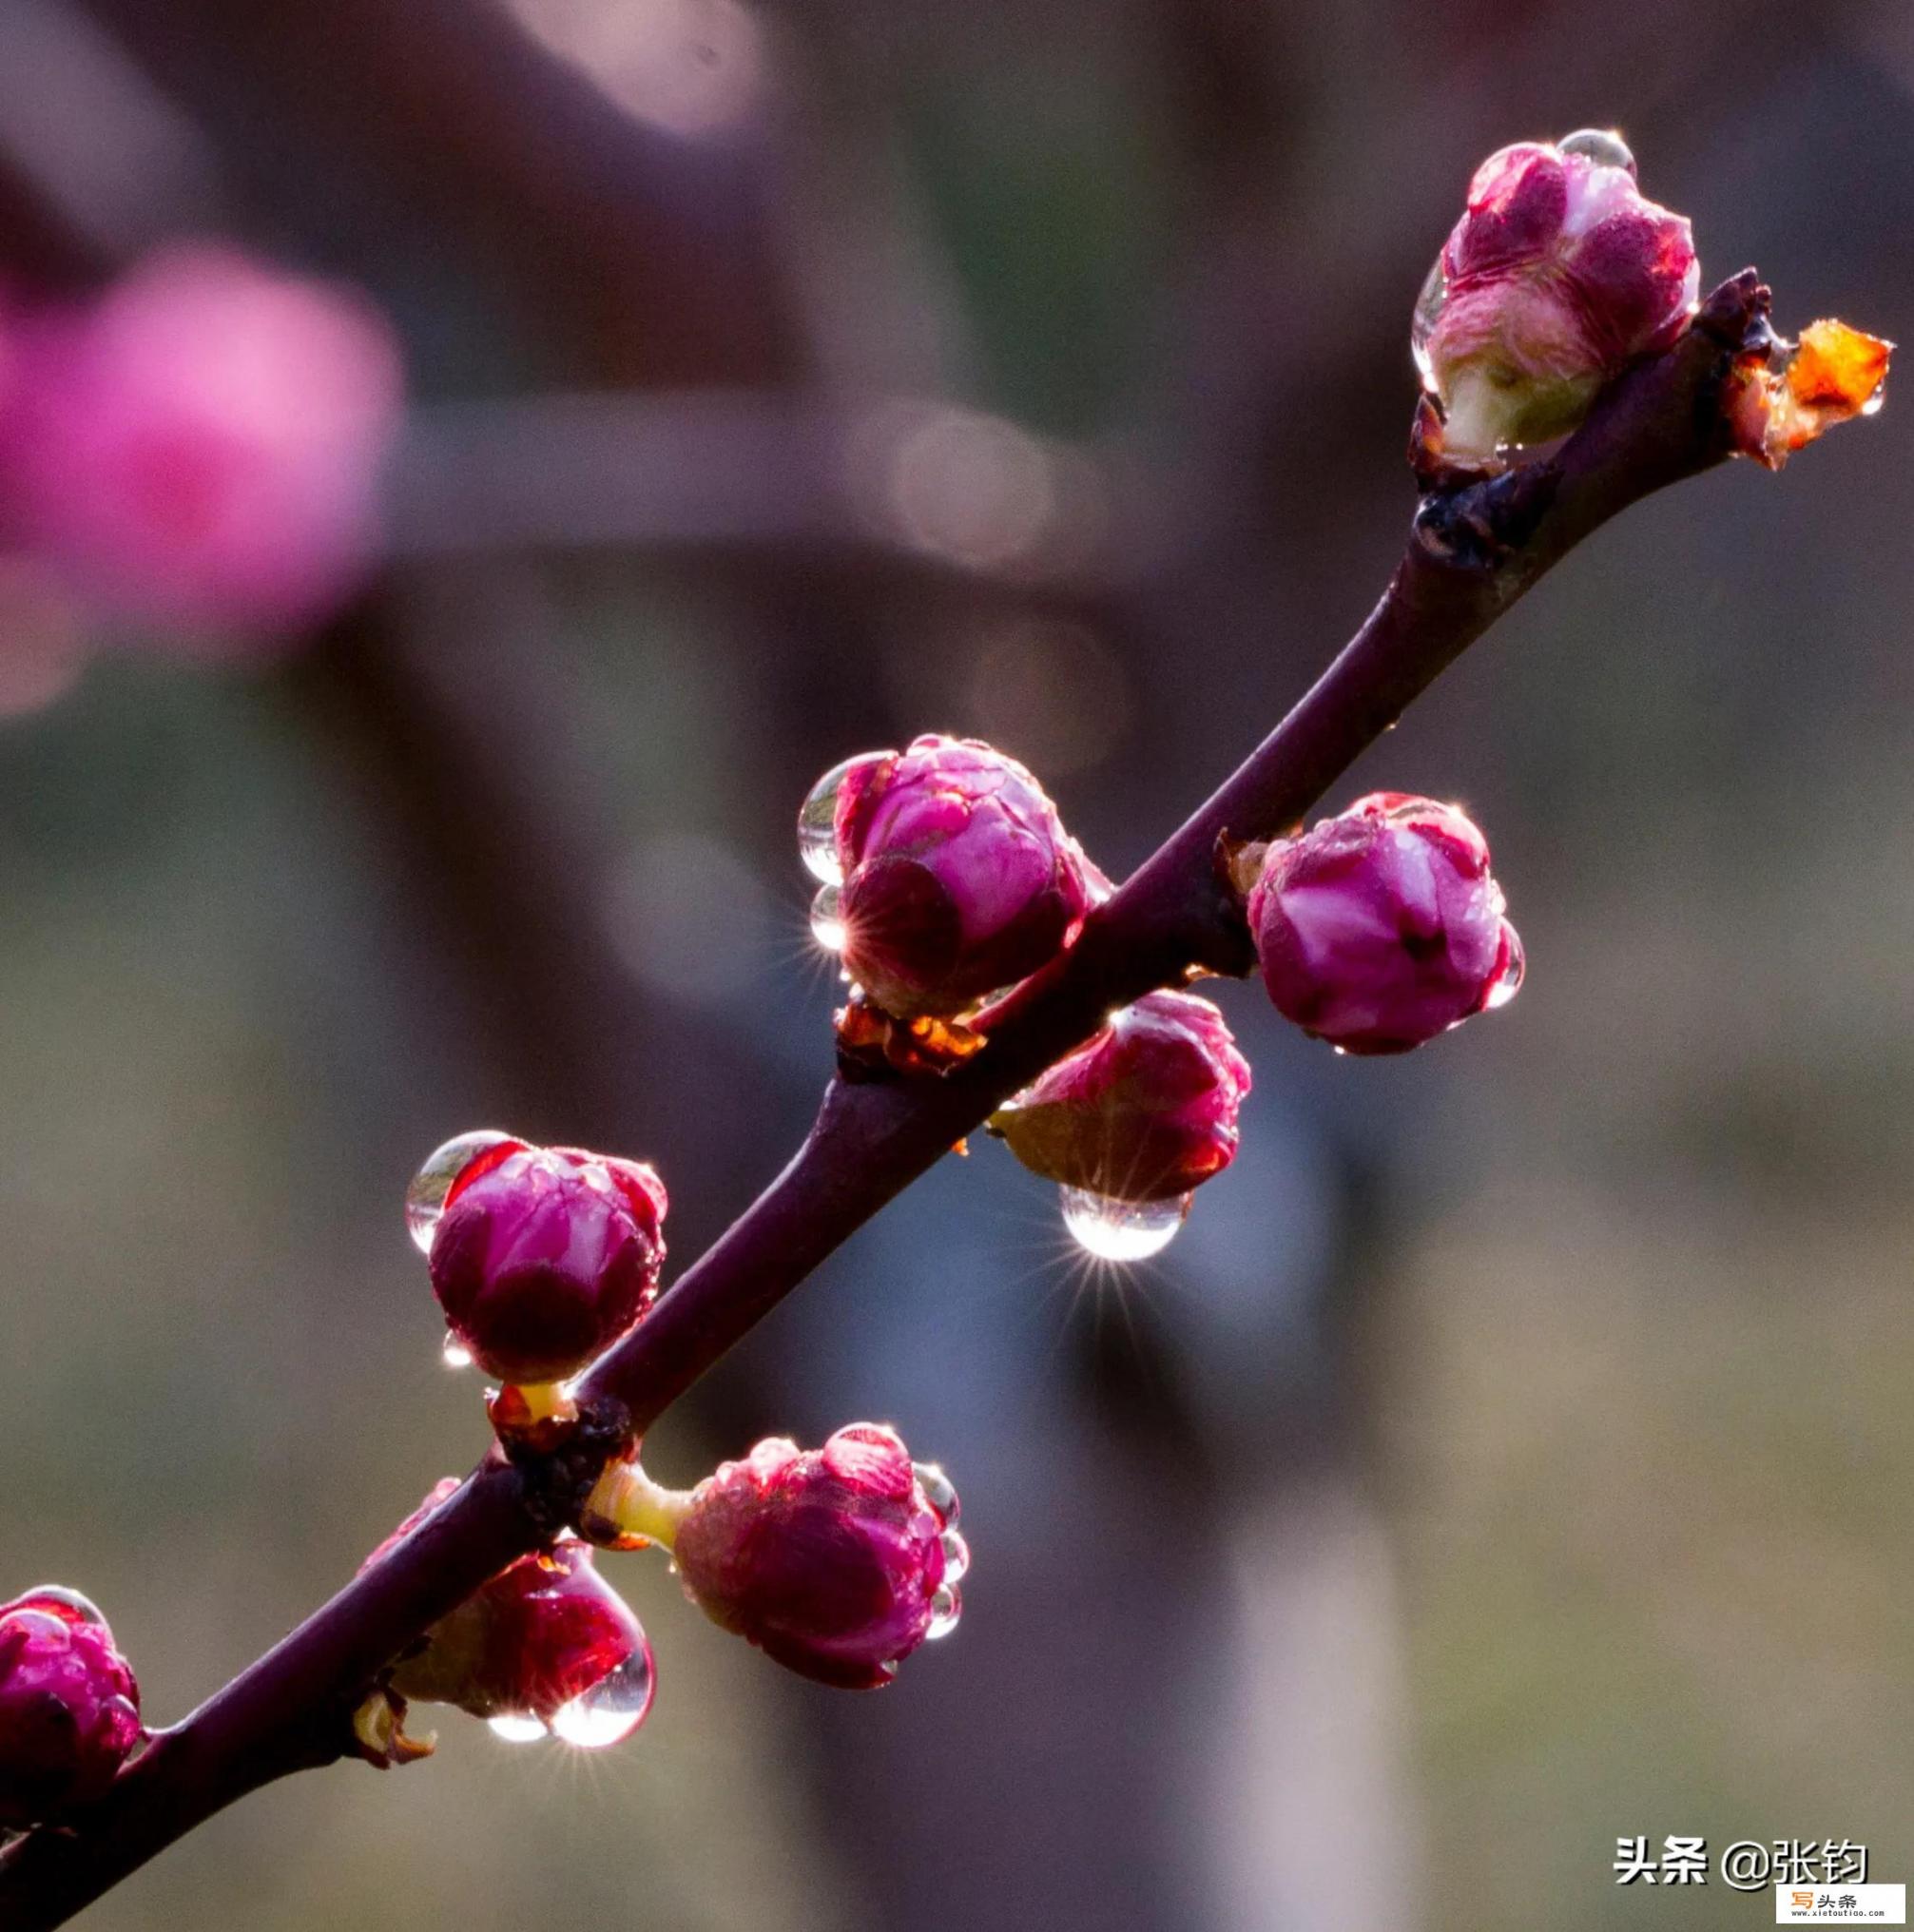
[1249,793,1519,1054]
[430,1144,667,1382]
[995,990,1250,1203]
[674,1425,954,1689]
[1415,137,1696,465]
[0,1590,142,1826]
[831,735,1096,1020]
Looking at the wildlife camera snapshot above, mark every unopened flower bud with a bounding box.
[0,1588,142,1826]
[366,1483,654,1748]
[993,990,1249,1203]
[427,1141,667,1384]
[1413,132,1697,467]
[826,735,1097,1021]
[1248,792,1521,1054]
[674,1424,963,1689]
[0,244,403,639]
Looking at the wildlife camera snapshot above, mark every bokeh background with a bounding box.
[0,2,1909,1927]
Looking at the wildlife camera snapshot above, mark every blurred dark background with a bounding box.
[0,2,1909,1927]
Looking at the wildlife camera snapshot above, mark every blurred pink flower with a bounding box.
[0,556,87,717]
[0,245,404,646]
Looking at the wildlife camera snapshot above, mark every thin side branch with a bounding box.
[0,273,1769,1929]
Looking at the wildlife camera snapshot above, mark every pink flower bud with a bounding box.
[993,990,1250,1203]
[0,1588,142,1826]
[428,1143,667,1383]
[367,1484,653,1745]
[1248,793,1522,1055]
[1414,132,1697,467]
[0,245,403,641]
[673,1424,962,1689]
[830,735,1097,1020]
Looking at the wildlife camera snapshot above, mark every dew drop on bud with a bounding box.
[1411,259,1445,389]
[809,882,846,954]
[441,1335,474,1370]
[1059,1187,1188,1263]
[1558,127,1634,176]
[487,1712,551,1744]
[406,1130,520,1253]
[938,1530,970,1587]
[913,1460,958,1527]
[24,1586,107,1625]
[1483,922,1525,1012]
[549,1649,655,1749]
[925,1584,962,1641]
[798,754,877,886]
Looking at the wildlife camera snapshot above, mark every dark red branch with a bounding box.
[0,273,1770,1928]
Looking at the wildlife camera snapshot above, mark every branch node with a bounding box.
[502,1392,634,1540]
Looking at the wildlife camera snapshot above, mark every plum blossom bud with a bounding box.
[0,245,403,641]
[365,1484,653,1747]
[428,1142,667,1384]
[0,1588,142,1826]
[1248,792,1522,1055]
[993,990,1249,1203]
[829,735,1097,1021]
[1413,131,1697,468]
[673,1424,963,1689]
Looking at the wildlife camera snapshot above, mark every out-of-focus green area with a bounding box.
[1,2,1910,1928]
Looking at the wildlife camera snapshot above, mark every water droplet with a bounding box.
[22,1586,106,1626]
[938,1530,970,1587]
[1410,259,1446,390]
[406,1130,521,1253]
[1483,922,1525,1011]
[913,1461,958,1527]
[838,1421,905,1453]
[925,1584,961,1640]
[441,1335,474,1370]
[487,1712,551,1744]
[798,755,878,885]
[549,1648,655,1749]
[1059,1187,1188,1263]
[809,882,846,954]
[1558,127,1634,175]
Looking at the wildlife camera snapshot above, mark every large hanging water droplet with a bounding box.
[406,1130,521,1253]
[441,1335,474,1370]
[1483,922,1525,1011]
[798,754,878,886]
[487,1711,551,1744]
[938,1530,970,1587]
[809,882,846,954]
[549,1648,655,1749]
[913,1461,958,1527]
[1059,1187,1188,1263]
[925,1584,961,1641]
